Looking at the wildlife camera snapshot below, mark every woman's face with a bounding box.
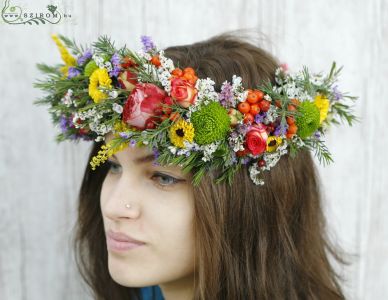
[100,133,196,289]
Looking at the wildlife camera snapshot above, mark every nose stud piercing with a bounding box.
[125,203,131,209]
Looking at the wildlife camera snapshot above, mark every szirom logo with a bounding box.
[1,0,71,25]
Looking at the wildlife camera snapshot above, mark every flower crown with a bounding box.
[34,34,358,186]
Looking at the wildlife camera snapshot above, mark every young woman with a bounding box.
[69,32,349,300]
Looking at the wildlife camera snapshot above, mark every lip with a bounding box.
[106,230,146,252]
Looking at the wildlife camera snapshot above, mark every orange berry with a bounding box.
[246,90,259,104]
[243,113,254,124]
[286,132,295,139]
[275,100,282,108]
[287,104,296,111]
[150,55,161,67]
[249,104,260,115]
[254,90,264,102]
[286,116,295,125]
[291,98,300,106]
[259,100,271,112]
[287,123,298,134]
[238,102,251,114]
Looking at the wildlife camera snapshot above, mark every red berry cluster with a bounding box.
[237,89,270,124]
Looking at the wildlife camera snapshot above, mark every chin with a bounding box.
[107,257,159,288]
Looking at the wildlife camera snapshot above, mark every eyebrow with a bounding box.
[111,153,156,164]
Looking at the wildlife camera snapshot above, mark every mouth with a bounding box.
[106,230,146,252]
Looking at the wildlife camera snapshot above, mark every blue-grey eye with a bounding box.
[107,160,121,174]
[152,172,179,187]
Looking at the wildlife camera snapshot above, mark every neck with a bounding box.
[159,273,195,300]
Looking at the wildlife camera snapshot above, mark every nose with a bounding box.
[101,174,142,221]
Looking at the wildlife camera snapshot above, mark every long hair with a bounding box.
[72,30,348,300]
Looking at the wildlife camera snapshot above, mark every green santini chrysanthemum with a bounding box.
[191,101,231,145]
[295,101,321,138]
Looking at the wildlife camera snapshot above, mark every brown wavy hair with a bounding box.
[73,30,348,300]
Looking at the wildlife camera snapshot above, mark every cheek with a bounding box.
[149,194,196,273]
[100,176,112,208]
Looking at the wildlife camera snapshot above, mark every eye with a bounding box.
[151,172,181,189]
[106,160,122,174]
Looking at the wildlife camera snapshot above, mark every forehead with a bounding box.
[104,133,185,174]
[104,132,154,159]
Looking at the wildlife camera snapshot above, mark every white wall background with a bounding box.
[0,0,387,299]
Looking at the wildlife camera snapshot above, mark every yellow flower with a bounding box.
[88,68,112,103]
[266,136,283,152]
[169,118,195,148]
[51,34,76,77]
[89,139,128,170]
[114,120,129,133]
[314,94,330,124]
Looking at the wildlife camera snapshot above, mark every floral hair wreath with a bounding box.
[34,34,358,186]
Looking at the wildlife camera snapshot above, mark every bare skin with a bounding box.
[100,133,195,300]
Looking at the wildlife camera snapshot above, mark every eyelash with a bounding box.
[106,160,181,189]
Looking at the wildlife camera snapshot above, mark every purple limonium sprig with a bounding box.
[140,35,156,52]
[314,131,321,139]
[236,123,250,135]
[129,139,137,148]
[109,53,121,77]
[219,82,234,108]
[119,132,131,139]
[67,67,81,79]
[77,49,92,66]
[152,147,160,166]
[332,85,343,101]
[242,157,252,165]
[59,115,69,133]
[273,123,288,136]
[255,112,267,124]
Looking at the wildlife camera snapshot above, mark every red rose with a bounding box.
[170,77,197,108]
[123,83,167,130]
[118,70,138,91]
[245,123,268,156]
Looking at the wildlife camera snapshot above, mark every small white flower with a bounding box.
[311,75,323,86]
[104,62,113,72]
[109,90,119,99]
[263,105,278,124]
[112,103,123,114]
[168,146,177,155]
[201,141,220,162]
[264,94,272,101]
[248,164,265,185]
[137,50,152,61]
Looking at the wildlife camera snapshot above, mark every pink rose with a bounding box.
[245,123,268,156]
[170,77,197,108]
[123,83,167,130]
